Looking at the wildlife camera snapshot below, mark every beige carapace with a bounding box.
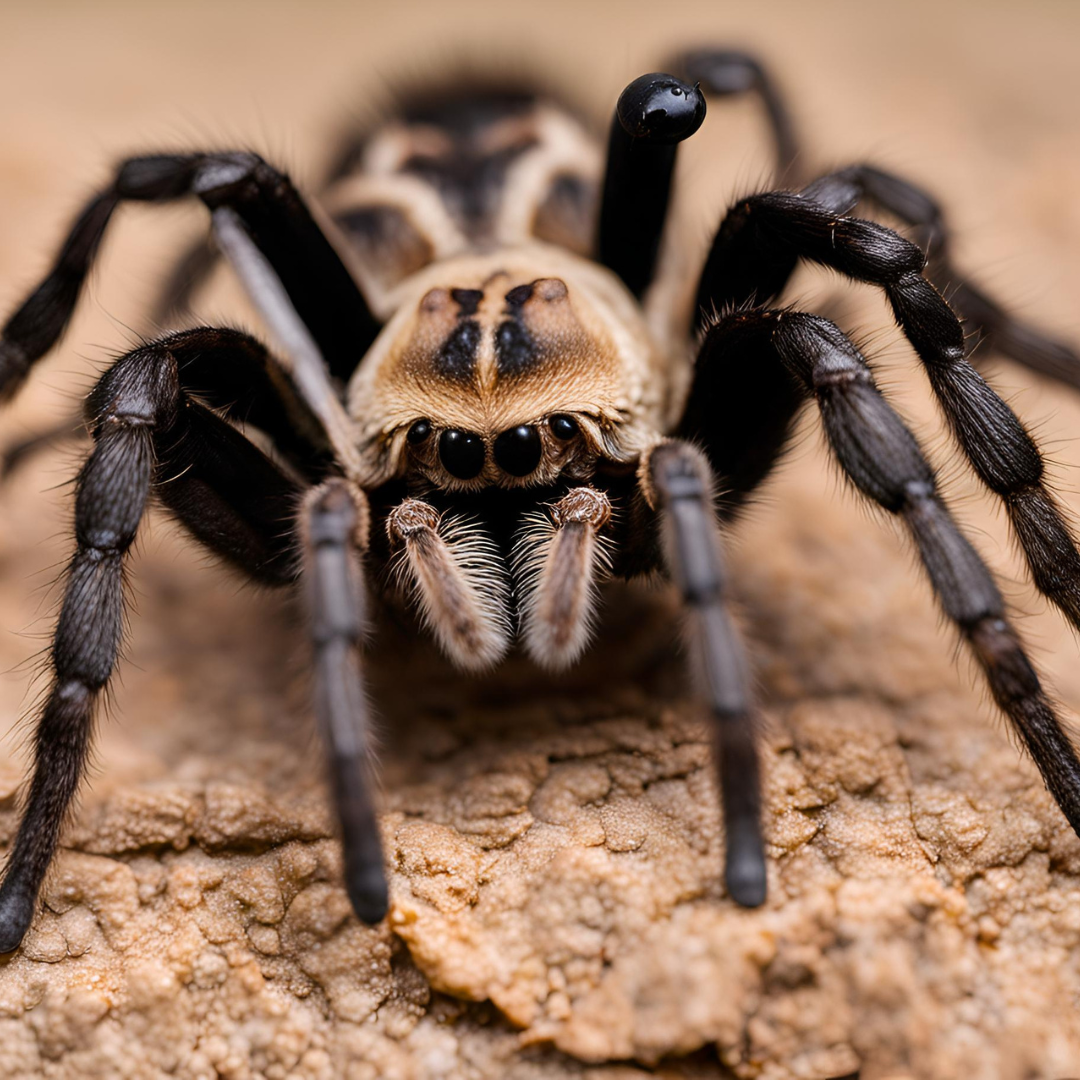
[347,247,670,489]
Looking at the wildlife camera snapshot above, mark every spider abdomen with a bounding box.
[323,81,603,315]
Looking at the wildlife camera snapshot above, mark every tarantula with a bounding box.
[2,49,1080,952]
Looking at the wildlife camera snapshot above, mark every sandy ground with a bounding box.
[1,2,1080,1078]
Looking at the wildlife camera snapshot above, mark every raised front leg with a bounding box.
[597,73,706,299]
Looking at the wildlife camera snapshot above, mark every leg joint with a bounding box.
[192,152,266,200]
[304,479,370,553]
[85,345,181,431]
[647,441,713,508]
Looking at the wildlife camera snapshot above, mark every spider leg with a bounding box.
[150,121,376,332]
[301,480,387,924]
[644,440,766,907]
[597,74,706,299]
[673,49,799,182]
[677,308,806,518]
[512,487,613,670]
[597,49,799,300]
[698,165,1080,386]
[0,151,380,403]
[386,498,511,671]
[0,323,335,485]
[93,332,307,583]
[695,191,1080,633]
[686,308,1080,838]
[0,330,306,952]
[800,165,1080,386]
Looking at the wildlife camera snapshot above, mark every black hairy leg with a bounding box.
[0,151,380,402]
[646,440,765,907]
[800,165,1080,387]
[174,94,407,325]
[685,308,1080,838]
[0,321,335,485]
[695,190,1080,633]
[144,325,337,483]
[677,305,805,518]
[674,49,799,183]
[0,329,306,951]
[301,480,387,924]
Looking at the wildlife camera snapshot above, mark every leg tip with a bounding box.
[346,864,389,925]
[725,840,767,909]
[0,886,35,953]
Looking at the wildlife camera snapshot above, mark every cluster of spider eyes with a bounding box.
[406,414,579,479]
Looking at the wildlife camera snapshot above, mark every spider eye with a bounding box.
[494,425,542,477]
[438,429,485,479]
[549,414,578,441]
[407,419,432,444]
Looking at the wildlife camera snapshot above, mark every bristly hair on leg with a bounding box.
[387,498,511,671]
[511,488,613,670]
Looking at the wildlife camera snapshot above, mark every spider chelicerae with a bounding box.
[1,48,1079,953]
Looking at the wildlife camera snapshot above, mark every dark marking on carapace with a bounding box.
[495,318,538,376]
[504,283,534,308]
[494,282,542,375]
[450,288,484,317]
[435,320,482,380]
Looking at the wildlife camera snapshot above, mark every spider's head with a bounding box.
[347,247,663,490]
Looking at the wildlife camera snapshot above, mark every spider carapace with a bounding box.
[2,50,1080,951]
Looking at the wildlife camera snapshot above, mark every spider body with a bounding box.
[326,88,669,493]
[2,50,1080,953]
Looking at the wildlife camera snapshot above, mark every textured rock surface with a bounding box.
[2,3,1080,1078]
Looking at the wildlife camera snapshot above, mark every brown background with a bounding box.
[0,2,1079,1078]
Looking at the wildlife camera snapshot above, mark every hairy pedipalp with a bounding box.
[512,487,613,669]
[387,498,511,670]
